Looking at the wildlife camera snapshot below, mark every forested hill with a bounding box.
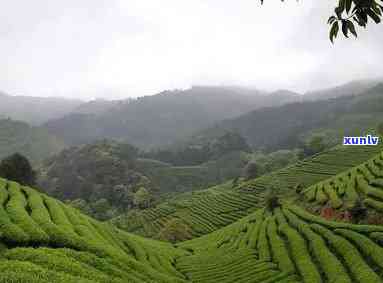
[37,137,254,220]
[0,91,82,125]
[42,86,300,148]
[0,119,65,165]
[181,82,383,152]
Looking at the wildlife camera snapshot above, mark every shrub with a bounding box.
[348,198,367,223]
[0,153,36,186]
[279,223,321,283]
[311,224,382,283]
[158,219,192,243]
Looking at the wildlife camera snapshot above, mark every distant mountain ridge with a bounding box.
[0,92,83,125]
[43,86,301,149]
[0,118,65,164]
[178,81,383,152]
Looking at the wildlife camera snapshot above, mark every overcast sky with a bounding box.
[1,0,382,100]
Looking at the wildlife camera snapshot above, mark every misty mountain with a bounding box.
[180,82,383,152]
[0,91,83,125]
[43,86,301,149]
[303,78,381,101]
[71,99,120,115]
[0,118,65,164]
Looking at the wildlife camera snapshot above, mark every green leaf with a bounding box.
[341,20,349,37]
[335,6,343,18]
[346,20,358,37]
[345,0,352,13]
[328,16,337,24]
[339,0,346,13]
[330,21,339,43]
[366,9,381,23]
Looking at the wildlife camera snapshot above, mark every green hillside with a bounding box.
[177,204,383,283]
[0,119,65,165]
[38,141,249,221]
[181,83,383,152]
[112,143,383,239]
[43,86,299,148]
[0,92,82,125]
[0,178,188,282]
[301,149,383,216]
[3,176,383,282]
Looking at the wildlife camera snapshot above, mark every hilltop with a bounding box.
[180,82,383,152]
[43,86,300,148]
[0,92,82,125]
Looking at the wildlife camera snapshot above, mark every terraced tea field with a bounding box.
[301,150,383,213]
[112,144,383,239]
[0,178,189,282]
[3,175,383,282]
[178,204,383,283]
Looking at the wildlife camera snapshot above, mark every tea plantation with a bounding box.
[4,175,383,282]
[112,143,383,238]
[301,150,383,213]
[0,178,189,282]
[177,204,383,283]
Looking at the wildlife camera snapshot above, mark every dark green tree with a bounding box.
[158,219,193,243]
[243,162,261,180]
[303,135,327,157]
[0,153,36,186]
[349,198,368,223]
[265,193,281,212]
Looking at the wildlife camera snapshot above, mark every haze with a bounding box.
[1,0,382,99]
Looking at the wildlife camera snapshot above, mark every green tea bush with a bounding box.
[267,217,295,273]
[257,218,271,261]
[311,224,381,283]
[5,181,49,243]
[323,184,343,209]
[335,229,383,269]
[316,185,328,204]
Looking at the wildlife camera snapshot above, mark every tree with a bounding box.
[158,219,192,243]
[0,153,36,186]
[265,193,281,212]
[68,198,92,215]
[348,198,367,223]
[133,187,151,209]
[303,135,327,157]
[263,0,383,42]
[327,0,382,42]
[243,162,261,180]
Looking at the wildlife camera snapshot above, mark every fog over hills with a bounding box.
[42,85,303,148]
[0,91,83,125]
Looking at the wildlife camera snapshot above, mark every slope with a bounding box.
[0,177,188,282]
[177,204,383,283]
[0,92,82,125]
[0,119,65,165]
[4,176,383,283]
[300,149,383,215]
[43,86,300,148]
[182,82,383,152]
[112,143,383,239]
